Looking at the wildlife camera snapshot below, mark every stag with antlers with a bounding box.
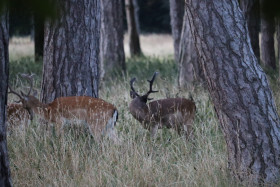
[129,72,196,140]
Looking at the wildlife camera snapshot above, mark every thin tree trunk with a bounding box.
[125,0,142,56]
[42,0,100,103]
[100,0,125,80]
[186,0,280,184]
[0,11,12,187]
[169,0,184,63]
[277,18,280,81]
[132,0,140,34]
[34,15,44,61]
[260,0,276,69]
[178,8,203,88]
[239,0,260,61]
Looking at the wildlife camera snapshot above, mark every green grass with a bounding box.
[7,55,280,186]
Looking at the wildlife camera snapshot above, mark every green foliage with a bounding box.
[0,0,57,19]
[9,57,42,85]
[127,55,177,80]
[138,0,171,33]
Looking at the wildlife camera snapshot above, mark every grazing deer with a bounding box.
[8,74,120,143]
[7,103,30,131]
[129,72,196,140]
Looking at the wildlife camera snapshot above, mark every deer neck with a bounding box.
[24,96,48,119]
[129,97,150,123]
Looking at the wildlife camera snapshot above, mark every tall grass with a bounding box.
[8,37,280,186]
[7,55,241,187]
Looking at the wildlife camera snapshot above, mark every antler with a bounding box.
[145,72,159,100]
[130,77,140,98]
[19,73,35,96]
[8,85,24,102]
[130,72,159,100]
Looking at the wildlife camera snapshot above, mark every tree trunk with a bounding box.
[186,0,280,184]
[42,0,101,103]
[100,0,125,80]
[260,0,276,69]
[125,0,142,56]
[239,0,260,61]
[169,0,184,63]
[277,18,280,81]
[178,8,203,88]
[34,15,44,61]
[0,11,12,187]
[132,0,140,34]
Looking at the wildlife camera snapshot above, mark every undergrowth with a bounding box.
[7,55,280,187]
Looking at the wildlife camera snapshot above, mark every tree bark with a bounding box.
[132,0,140,34]
[178,8,203,88]
[169,0,184,63]
[239,0,260,61]
[0,11,12,187]
[260,0,276,69]
[277,18,280,81]
[34,15,44,61]
[125,0,142,56]
[186,0,280,184]
[42,0,101,103]
[100,0,125,80]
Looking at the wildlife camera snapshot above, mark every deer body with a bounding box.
[8,74,119,143]
[129,72,196,139]
[44,96,117,136]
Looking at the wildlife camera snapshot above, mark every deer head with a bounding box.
[8,74,41,120]
[129,72,196,140]
[130,72,159,102]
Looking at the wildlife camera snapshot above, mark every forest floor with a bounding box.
[7,34,280,187]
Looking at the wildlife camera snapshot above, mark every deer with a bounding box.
[129,72,196,141]
[7,103,30,131]
[8,74,120,143]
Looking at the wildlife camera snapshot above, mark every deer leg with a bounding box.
[150,124,159,138]
[183,122,193,141]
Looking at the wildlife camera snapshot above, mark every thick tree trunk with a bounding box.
[100,0,125,80]
[34,16,44,61]
[260,0,276,69]
[0,12,12,187]
[125,0,142,56]
[178,9,203,88]
[239,0,260,61]
[42,0,101,103]
[186,0,280,184]
[169,0,184,63]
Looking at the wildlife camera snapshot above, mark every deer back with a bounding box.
[148,98,196,126]
[46,96,117,134]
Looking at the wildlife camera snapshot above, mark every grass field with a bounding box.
[7,34,280,186]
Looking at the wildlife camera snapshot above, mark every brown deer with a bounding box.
[7,103,30,131]
[8,74,120,143]
[129,72,196,140]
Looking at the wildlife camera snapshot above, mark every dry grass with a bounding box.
[8,79,235,187]
[124,33,174,57]
[9,36,34,61]
[8,34,278,187]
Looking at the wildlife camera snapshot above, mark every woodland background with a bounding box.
[1,0,280,186]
